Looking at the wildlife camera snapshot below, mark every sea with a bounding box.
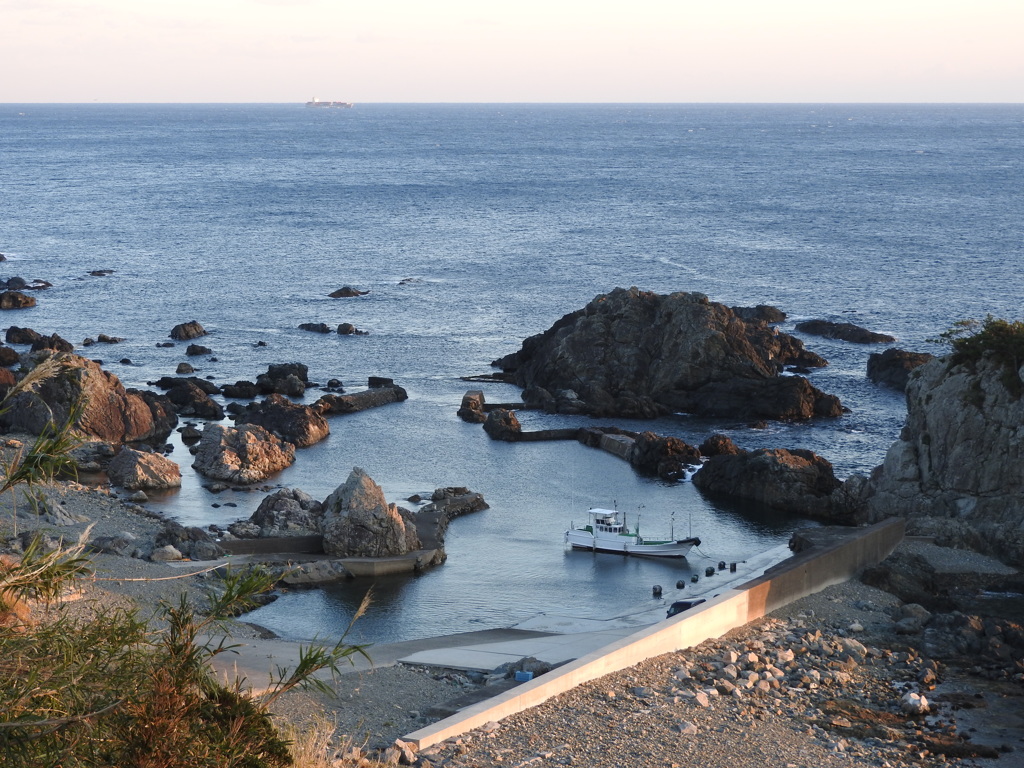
[1,103,1021,645]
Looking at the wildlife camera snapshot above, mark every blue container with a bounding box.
[514,670,534,682]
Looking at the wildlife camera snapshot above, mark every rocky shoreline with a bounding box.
[3,474,1021,766]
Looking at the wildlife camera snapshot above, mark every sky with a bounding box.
[1,0,1022,103]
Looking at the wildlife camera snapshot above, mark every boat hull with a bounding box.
[565,530,698,558]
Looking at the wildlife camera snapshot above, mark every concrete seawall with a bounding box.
[404,517,905,749]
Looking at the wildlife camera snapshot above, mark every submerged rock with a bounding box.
[795,319,896,344]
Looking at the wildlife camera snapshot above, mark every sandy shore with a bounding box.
[4,472,1022,766]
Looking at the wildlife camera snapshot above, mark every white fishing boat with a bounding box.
[564,508,700,558]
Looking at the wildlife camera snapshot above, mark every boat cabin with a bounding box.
[590,509,626,534]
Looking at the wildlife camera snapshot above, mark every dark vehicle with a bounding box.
[666,598,707,618]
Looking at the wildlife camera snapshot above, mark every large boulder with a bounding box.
[628,432,701,481]
[494,287,841,420]
[231,487,324,537]
[483,408,521,441]
[795,319,896,344]
[191,423,295,484]
[858,354,1024,564]
[169,321,207,341]
[5,326,43,345]
[867,348,935,390]
[0,353,177,443]
[165,380,225,420]
[107,447,182,490]
[693,448,844,519]
[457,390,488,423]
[233,394,329,447]
[313,380,408,415]
[256,363,308,397]
[321,468,420,557]
[0,290,37,309]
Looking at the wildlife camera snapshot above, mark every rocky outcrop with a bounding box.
[321,468,420,557]
[190,423,296,483]
[483,408,521,441]
[107,447,182,490]
[256,363,308,397]
[233,394,330,447]
[164,379,225,420]
[858,354,1024,564]
[5,326,42,345]
[0,346,19,367]
[693,448,844,519]
[329,286,369,298]
[730,304,786,323]
[698,434,742,457]
[169,320,207,340]
[795,319,896,344]
[457,390,488,423]
[31,333,74,353]
[867,348,935,390]
[299,322,332,334]
[628,432,701,481]
[0,353,177,443]
[313,379,408,415]
[155,522,225,561]
[229,488,324,538]
[0,290,36,309]
[494,288,841,420]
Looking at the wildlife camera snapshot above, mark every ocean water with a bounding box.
[2,103,1022,644]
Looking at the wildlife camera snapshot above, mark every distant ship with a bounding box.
[306,97,353,108]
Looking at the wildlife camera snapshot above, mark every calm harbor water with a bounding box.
[2,103,1021,642]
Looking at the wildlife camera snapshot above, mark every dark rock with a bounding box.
[329,286,369,298]
[89,269,114,277]
[233,393,330,448]
[730,304,787,323]
[699,434,742,457]
[313,382,408,415]
[693,448,844,520]
[299,322,332,334]
[156,342,175,348]
[457,390,488,423]
[795,319,896,344]
[5,326,43,345]
[165,380,225,420]
[150,376,221,395]
[156,522,225,561]
[483,408,521,441]
[185,343,212,356]
[178,423,202,444]
[867,348,936,390]
[0,353,177,444]
[169,320,207,341]
[0,346,19,367]
[337,323,368,335]
[234,488,324,537]
[628,432,701,481]
[175,362,195,374]
[222,380,259,399]
[0,368,16,396]
[0,290,36,309]
[494,287,839,420]
[30,333,74,353]
[256,363,309,397]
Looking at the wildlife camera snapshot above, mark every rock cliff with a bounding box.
[494,287,841,420]
[860,354,1024,565]
[321,468,421,558]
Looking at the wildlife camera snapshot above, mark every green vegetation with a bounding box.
[932,315,1024,397]
[1,360,372,767]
